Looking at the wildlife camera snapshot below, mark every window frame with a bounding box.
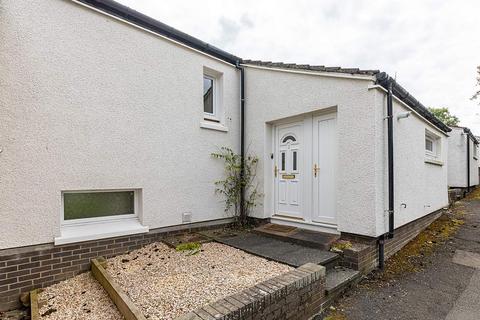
[203,74,218,122]
[425,130,441,160]
[61,189,139,226]
[425,136,435,156]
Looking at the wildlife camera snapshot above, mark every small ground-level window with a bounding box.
[63,191,135,221]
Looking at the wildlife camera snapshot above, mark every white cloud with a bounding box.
[117,0,480,133]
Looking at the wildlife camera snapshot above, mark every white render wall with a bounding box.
[0,0,240,249]
[448,128,468,187]
[373,89,449,232]
[447,128,479,188]
[243,66,380,237]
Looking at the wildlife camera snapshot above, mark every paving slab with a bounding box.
[326,267,361,293]
[216,232,339,267]
[254,223,339,250]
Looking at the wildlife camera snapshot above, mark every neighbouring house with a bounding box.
[0,0,451,311]
[447,126,479,190]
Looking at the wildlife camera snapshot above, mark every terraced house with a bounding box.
[0,0,452,311]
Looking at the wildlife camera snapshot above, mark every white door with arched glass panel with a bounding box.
[274,123,303,219]
[273,113,337,227]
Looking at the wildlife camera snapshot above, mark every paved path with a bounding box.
[217,233,338,267]
[324,198,480,320]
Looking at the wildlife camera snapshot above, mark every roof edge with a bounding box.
[74,0,240,65]
[376,72,451,133]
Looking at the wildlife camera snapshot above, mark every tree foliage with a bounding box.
[212,147,261,227]
[428,107,460,126]
[472,66,480,103]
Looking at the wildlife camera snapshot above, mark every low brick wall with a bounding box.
[177,263,326,320]
[0,219,232,311]
[340,209,444,273]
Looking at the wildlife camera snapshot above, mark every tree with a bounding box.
[472,66,480,103]
[428,107,460,126]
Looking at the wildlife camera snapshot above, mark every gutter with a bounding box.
[376,73,451,134]
[74,0,240,65]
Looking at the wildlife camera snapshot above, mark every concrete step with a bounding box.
[254,223,340,251]
[215,232,340,269]
[325,266,361,297]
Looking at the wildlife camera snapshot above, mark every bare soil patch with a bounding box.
[107,241,293,320]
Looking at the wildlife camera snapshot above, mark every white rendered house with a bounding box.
[447,127,479,189]
[0,0,450,250]
[0,0,451,308]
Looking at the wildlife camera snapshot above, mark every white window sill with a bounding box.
[54,218,149,245]
[200,121,228,132]
[425,158,444,166]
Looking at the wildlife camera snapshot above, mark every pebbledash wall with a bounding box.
[0,0,240,250]
[244,66,449,238]
[372,87,449,233]
[447,127,479,188]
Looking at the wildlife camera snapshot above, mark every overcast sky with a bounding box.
[118,0,480,133]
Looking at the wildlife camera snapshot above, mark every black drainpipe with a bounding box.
[379,80,395,270]
[387,81,395,239]
[236,61,246,224]
[467,132,471,193]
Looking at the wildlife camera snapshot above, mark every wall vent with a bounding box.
[182,212,192,223]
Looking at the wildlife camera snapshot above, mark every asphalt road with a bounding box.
[325,197,480,320]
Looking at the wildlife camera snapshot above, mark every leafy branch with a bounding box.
[211,147,261,227]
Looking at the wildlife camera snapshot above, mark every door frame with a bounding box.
[270,110,338,230]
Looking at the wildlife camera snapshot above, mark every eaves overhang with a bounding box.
[376,72,451,134]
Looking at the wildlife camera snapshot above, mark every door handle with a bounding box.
[314,164,319,177]
[274,165,278,177]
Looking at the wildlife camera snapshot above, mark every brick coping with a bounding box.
[176,263,326,320]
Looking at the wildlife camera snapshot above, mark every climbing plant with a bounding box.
[212,147,261,227]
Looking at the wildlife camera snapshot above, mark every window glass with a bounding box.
[281,152,286,171]
[425,138,433,152]
[282,135,296,143]
[64,191,134,220]
[203,76,214,114]
[293,151,297,171]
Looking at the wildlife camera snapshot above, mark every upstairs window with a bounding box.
[425,130,440,160]
[203,75,217,121]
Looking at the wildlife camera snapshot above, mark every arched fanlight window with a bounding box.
[282,135,297,143]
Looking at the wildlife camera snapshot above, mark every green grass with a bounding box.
[175,242,202,252]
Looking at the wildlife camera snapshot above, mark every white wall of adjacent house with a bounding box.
[0,0,240,249]
[373,89,449,234]
[243,66,380,237]
[469,138,480,186]
[447,128,479,188]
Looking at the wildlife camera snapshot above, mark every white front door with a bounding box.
[274,122,303,219]
[312,114,337,224]
[273,113,337,226]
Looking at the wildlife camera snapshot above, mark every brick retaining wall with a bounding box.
[176,263,326,320]
[0,219,232,311]
[340,209,444,273]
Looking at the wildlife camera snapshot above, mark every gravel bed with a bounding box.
[38,272,123,320]
[107,242,293,320]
